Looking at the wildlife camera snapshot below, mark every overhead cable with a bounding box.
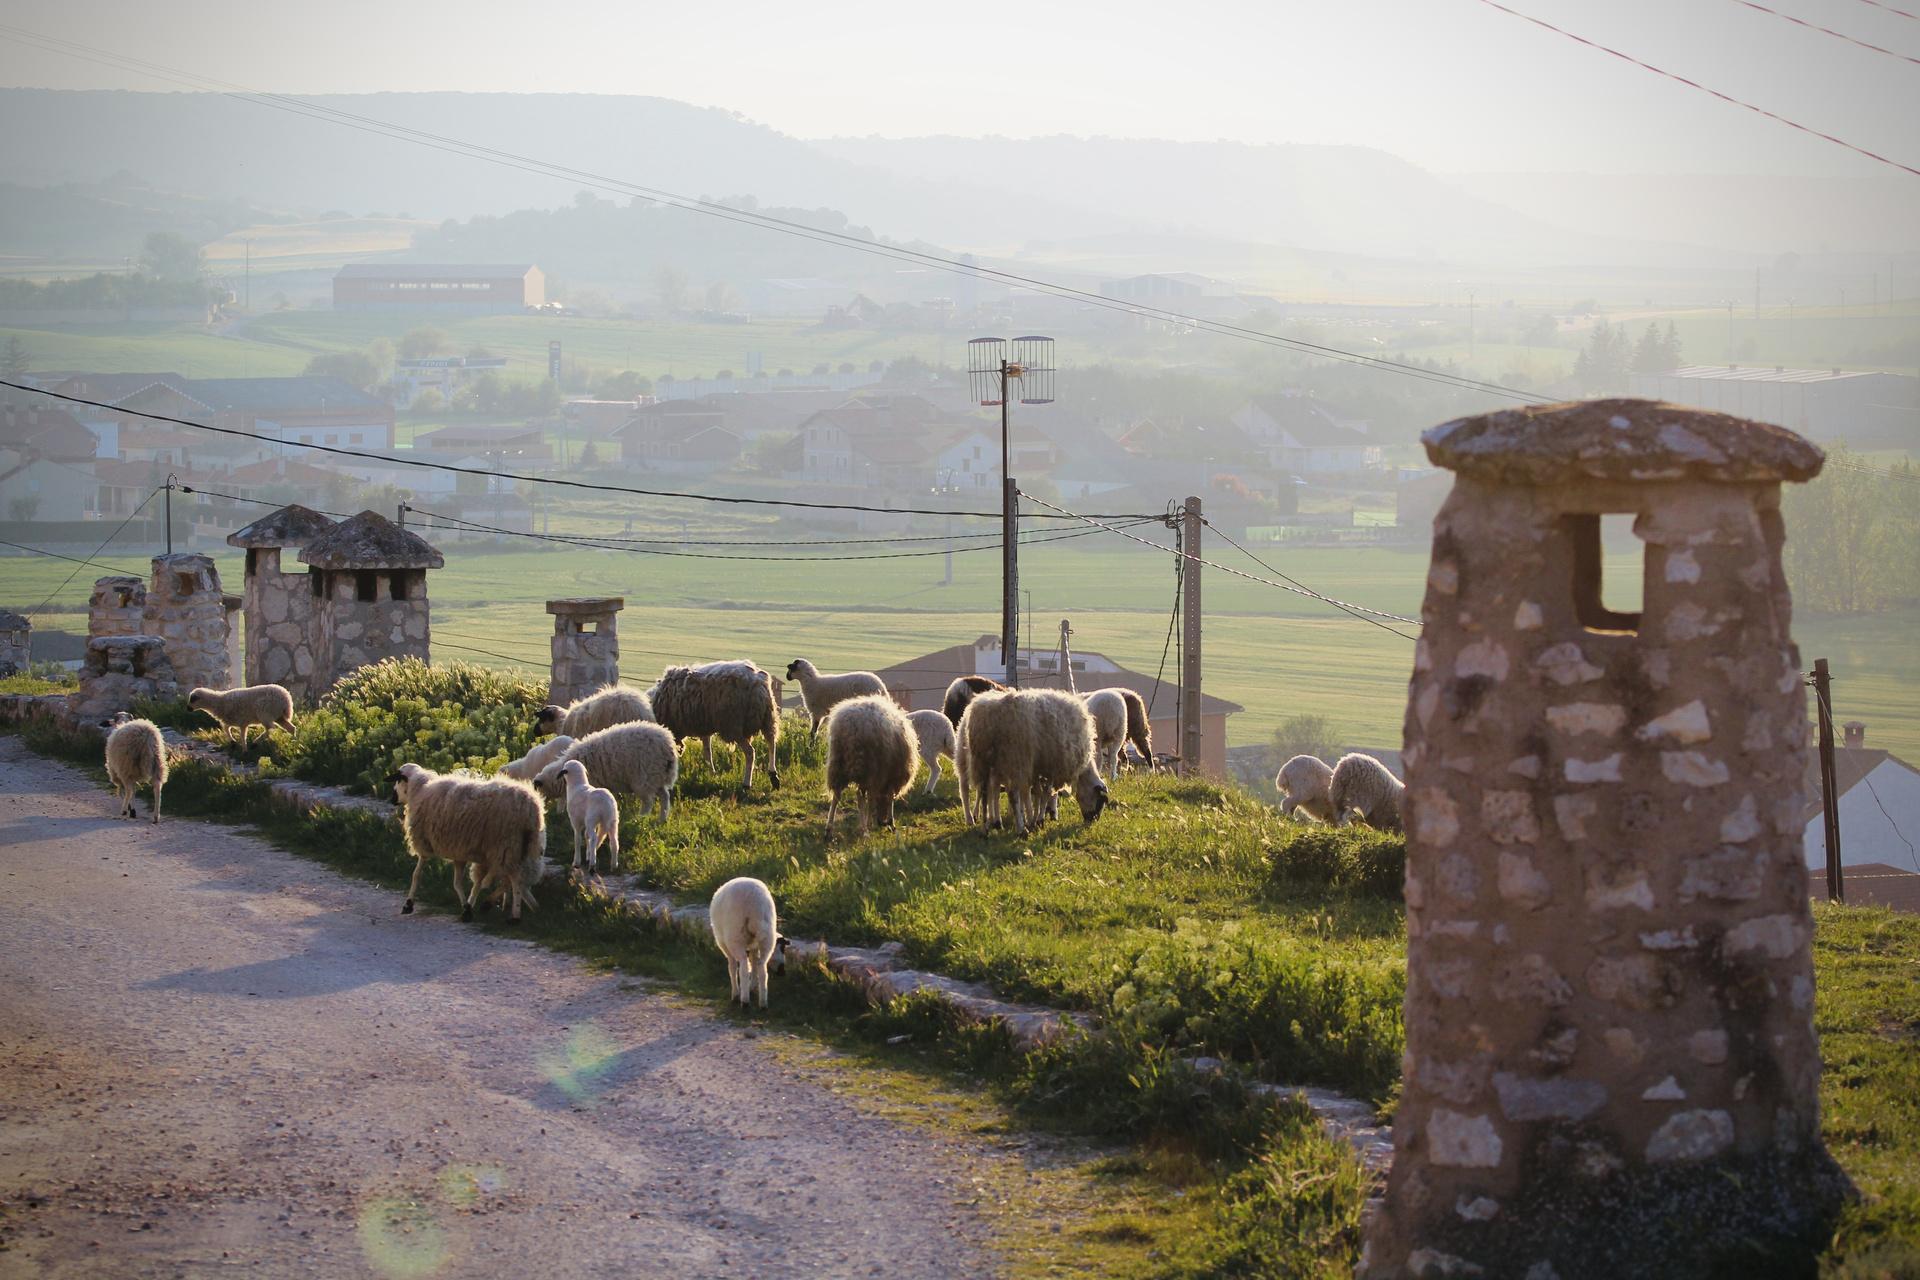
[1728,0,1920,64]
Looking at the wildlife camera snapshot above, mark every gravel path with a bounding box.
[0,736,999,1278]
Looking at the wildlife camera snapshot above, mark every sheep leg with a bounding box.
[725,953,742,1002]
[658,788,671,823]
[404,855,426,913]
[454,862,476,922]
[824,789,842,840]
[741,741,755,791]
[602,821,619,874]
[751,955,769,1008]
[569,814,586,873]
[150,779,161,825]
[925,757,941,796]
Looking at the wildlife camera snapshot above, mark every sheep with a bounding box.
[1116,687,1154,766]
[960,689,1108,836]
[496,734,576,782]
[823,694,919,838]
[392,763,545,923]
[534,684,654,738]
[1276,754,1338,823]
[709,876,788,1009]
[556,759,620,875]
[646,661,781,790]
[785,659,886,734]
[1328,752,1405,832]
[906,708,958,796]
[942,674,1006,728]
[1082,689,1128,780]
[186,683,294,748]
[533,721,679,823]
[102,712,166,824]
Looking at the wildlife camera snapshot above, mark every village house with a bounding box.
[612,409,743,475]
[1229,394,1380,474]
[80,374,395,474]
[1803,722,1920,875]
[412,423,552,463]
[0,405,100,522]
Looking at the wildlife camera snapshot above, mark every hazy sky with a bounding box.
[1,0,1915,177]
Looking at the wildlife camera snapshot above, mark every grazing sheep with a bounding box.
[497,734,577,782]
[1276,754,1338,823]
[942,674,1006,728]
[961,689,1108,836]
[1082,689,1128,780]
[556,759,620,875]
[823,694,919,838]
[102,712,166,824]
[1116,687,1154,766]
[785,659,886,734]
[534,721,679,822]
[1328,752,1405,832]
[534,684,654,738]
[709,876,788,1008]
[646,661,781,790]
[906,708,958,796]
[187,684,294,748]
[393,763,545,923]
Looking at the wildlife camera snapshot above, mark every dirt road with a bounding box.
[0,737,997,1277]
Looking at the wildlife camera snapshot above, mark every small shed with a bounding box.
[297,510,444,692]
[228,503,337,698]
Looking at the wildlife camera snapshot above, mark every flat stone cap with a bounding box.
[0,608,28,629]
[1424,398,1825,485]
[93,576,144,590]
[151,552,216,571]
[547,597,624,615]
[298,510,445,570]
[227,502,337,549]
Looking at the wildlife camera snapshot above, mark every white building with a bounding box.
[1229,394,1380,474]
[1803,729,1920,873]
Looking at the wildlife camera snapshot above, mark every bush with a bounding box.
[1269,825,1405,899]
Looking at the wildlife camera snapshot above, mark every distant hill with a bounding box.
[0,173,284,263]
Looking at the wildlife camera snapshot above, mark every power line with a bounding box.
[1472,0,1920,177]
[1852,0,1920,21]
[1201,517,1422,640]
[0,23,1545,404]
[23,487,161,624]
[1728,0,1920,64]
[1859,770,1920,875]
[0,536,150,580]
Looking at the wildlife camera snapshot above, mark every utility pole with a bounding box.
[1812,658,1844,903]
[1180,496,1202,777]
[1002,381,1018,687]
[969,336,1055,687]
[244,238,252,313]
[397,502,407,531]
[1057,619,1075,693]
[163,473,176,555]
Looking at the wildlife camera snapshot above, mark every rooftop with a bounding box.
[298,510,445,570]
[335,263,537,280]
[1655,364,1884,385]
[226,503,338,549]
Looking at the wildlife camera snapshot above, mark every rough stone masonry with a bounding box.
[1360,400,1853,1279]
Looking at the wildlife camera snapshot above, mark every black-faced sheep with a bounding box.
[556,759,620,875]
[906,708,957,796]
[1276,754,1338,823]
[709,876,788,1008]
[393,763,545,923]
[187,684,295,748]
[1328,752,1404,832]
[533,721,679,823]
[784,659,886,735]
[823,694,919,838]
[960,689,1108,836]
[646,661,781,790]
[102,712,166,823]
[942,674,1006,728]
[534,684,654,738]
[497,734,576,783]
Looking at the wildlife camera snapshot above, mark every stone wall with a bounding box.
[88,577,147,639]
[72,635,177,720]
[0,622,27,676]
[312,569,430,692]
[241,547,322,700]
[141,553,230,693]
[547,597,622,705]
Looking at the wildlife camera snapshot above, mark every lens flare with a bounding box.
[355,1195,449,1278]
[537,1022,620,1106]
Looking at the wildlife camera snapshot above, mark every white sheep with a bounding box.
[533,721,679,823]
[823,694,919,838]
[557,759,620,875]
[497,734,577,782]
[1115,687,1154,766]
[906,708,958,796]
[785,659,886,735]
[960,689,1108,835]
[1328,753,1405,832]
[393,763,545,923]
[102,712,166,824]
[187,683,295,748]
[708,876,788,1008]
[1276,754,1338,823]
[1082,689,1128,780]
[647,661,781,790]
[534,684,654,738]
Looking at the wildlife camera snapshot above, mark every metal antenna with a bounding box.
[968,335,1055,687]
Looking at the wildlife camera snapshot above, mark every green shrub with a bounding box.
[323,656,547,712]
[1269,825,1405,899]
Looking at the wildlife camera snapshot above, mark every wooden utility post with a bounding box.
[1813,657,1844,902]
[1002,474,1019,687]
[1180,496,1202,776]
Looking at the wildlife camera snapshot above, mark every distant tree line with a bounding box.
[1781,447,1920,613]
[1572,320,1682,395]
[0,232,220,310]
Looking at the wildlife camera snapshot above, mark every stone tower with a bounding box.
[546,597,623,706]
[297,510,443,693]
[227,503,337,701]
[88,576,147,639]
[142,553,230,692]
[1362,400,1851,1278]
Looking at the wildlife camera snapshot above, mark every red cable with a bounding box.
[1729,0,1920,65]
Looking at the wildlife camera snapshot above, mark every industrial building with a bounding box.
[332,264,545,314]
[1629,365,1918,445]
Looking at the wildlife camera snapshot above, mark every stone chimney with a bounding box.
[1362,399,1852,1278]
[547,597,623,706]
[297,511,444,693]
[88,576,148,640]
[227,503,336,701]
[1843,720,1865,749]
[142,553,231,692]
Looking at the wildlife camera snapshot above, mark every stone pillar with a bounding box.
[222,594,244,690]
[0,610,29,676]
[546,597,623,705]
[88,576,147,639]
[1362,400,1851,1279]
[72,635,178,720]
[142,553,230,692]
[242,548,323,699]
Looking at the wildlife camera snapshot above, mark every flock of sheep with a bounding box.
[95,656,1404,1011]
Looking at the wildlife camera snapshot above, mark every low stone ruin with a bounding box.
[547,597,623,705]
[73,635,177,721]
[87,576,146,639]
[0,608,28,677]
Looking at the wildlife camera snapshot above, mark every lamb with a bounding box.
[907,708,958,796]
[1082,689,1128,780]
[823,694,919,838]
[102,712,166,824]
[534,684,654,738]
[646,661,781,790]
[960,689,1108,835]
[709,876,789,1009]
[1328,752,1405,832]
[187,683,295,748]
[1275,754,1338,823]
[942,674,1006,728]
[533,721,679,823]
[392,763,545,923]
[496,734,576,782]
[785,659,886,734]
[556,759,620,875]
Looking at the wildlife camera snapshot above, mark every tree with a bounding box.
[138,231,204,281]
[1661,321,1684,370]
[304,350,382,392]
[409,387,445,414]
[8,496,41,523]
[838,362,856,375]
[1271,714,1338,764]
[704,281,737,312]
[578,442,599,467]
[654,267,689,315]
[593,370,653,400]
[1574,321,1631,394]
[1631,322,1666,374]
[1781,446,1919,613]
[0,336,27,378]
[398,326,448,360]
